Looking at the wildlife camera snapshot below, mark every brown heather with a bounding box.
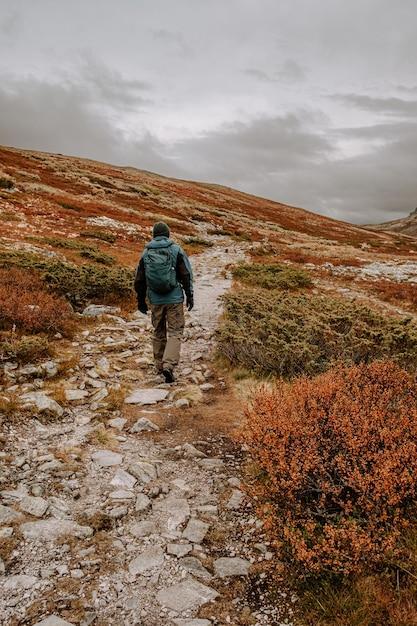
[241,361,417,577]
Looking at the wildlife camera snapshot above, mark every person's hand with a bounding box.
[138,302,148,315]
[186,294,194,311]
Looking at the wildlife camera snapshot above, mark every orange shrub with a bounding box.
[0,268,73,334]
[242,361,417,577]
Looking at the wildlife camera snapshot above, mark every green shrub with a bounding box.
[80,229,117,243]
[33,236,96,251]
[79,248,115,265]
[0,176,14,190]
[232,262,312,290]
[0,335,51,363]
[0,249,133,307]
[217,289,417,377]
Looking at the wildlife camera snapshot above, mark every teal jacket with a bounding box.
[134,236,193,305]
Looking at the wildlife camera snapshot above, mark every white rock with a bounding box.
[182,519,209,543]
[128,461,157,484]
[125,388,169,405]
[128,546,165,576]
[0,504,23,524]
[96,356,110,375]
[175,398,190,409]
[110,490,135,500]
[4,574,38,590]
[226,489,244,510]
[19,496,49,518]
[180,556,212,580]
[200,383,215,392]
[110,469,136,489]
[130,417,160,433]
[182,443,206,459]
[135,493,151,512]
[173,620,212,626]
[82,304,120,317]
[65,389,89,401]
[130,521,154,538]
[91,450,123,467]
[153,497,190,531]
[33,616,75,626]
[167,543,193,557]
[213,557,250,578]
[108,417,127,430]
[21,519,93,541]
[20,391,63,416]
[156,579,218,612]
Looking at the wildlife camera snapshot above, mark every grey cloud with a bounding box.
[244,60,306,84]
[151,29,191,55]
[78,55,152,111]
[0,10,21,38]
[0,76,182,176]
[334,94,417,117]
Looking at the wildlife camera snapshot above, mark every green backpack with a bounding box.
[143,245,178,294]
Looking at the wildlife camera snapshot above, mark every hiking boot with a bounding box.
[162,368,175,384]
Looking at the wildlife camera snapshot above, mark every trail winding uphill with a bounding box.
[0,241,291,626]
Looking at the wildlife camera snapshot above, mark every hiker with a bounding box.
[134,222,194,383]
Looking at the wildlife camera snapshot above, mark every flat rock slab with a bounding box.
[130,417,160,432]
[108,417,127,430]
[91,450,123,467]
[174,618,212,626]
[20,392,63,417]
[213,557,250,578]
[226,489,244,510]
[153,497,190,531]
[21,519,93,541]
[128,461,157,484]
[34,616,75,626]
[130,521,154,538]
[110,469,136,489]
[157,578,218,612]
[4,574,38,590]
[65,389,89,401]
[19,496,49,518]
[0,503,23,525]
[182,518,209,543]
[125,388,169,405]
[129,546,165,576]
[135,493,151,512]
[180,556,212,580]
[82,304,120,317]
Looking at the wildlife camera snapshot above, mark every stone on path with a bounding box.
[130,521,154,538]
[182,443,206,459]
[167,543,192,558]
[21,519,93,541]
[198,458,224,470]
[128,546,165,576]
[173,620,212,626]
[19,496,48,518]
[110,469,136,489]
[153,497,190,531]
[82,304,120,317]
[4,574,38,590]
[0,503,23,524]
[91,450,123,467]
[156,578,218,612]
[180,556,212,580]
[226,489,244,510]
[65,389,89,402]
[34,616,75,626]
[20,392,63,417]
[128,461,157,484]
[182,518,209,543]
[108,417,127,430]
[130,417,160,432]
[213,556,250,578]
[135,493,151,512]
[124,388,169,405]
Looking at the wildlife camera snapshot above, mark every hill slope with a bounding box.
[369,207,417,237]
[1,144,417,267]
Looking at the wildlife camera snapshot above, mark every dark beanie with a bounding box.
[153,221,170,238]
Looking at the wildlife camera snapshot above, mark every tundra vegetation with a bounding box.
[221,261,417,625]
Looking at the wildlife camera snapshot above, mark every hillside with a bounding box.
[1,144,417,266]
[368,207,417,237]
[1,145,417,626]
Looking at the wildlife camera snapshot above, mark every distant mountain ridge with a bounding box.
[368,208,417,237]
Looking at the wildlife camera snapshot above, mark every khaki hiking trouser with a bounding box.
[150,302,185,371]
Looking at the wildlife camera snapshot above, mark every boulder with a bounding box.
[124,388,169,405]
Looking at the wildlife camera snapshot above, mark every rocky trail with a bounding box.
[0,242,291,626]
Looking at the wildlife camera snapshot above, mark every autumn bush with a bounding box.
[0,249,133,307]
[217,288,417,377]
[0,334,51,363]
[242,361,417,577]
[0,268,74,334]
[232,262,312,290]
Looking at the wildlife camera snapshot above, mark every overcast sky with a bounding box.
[0,0,416,223]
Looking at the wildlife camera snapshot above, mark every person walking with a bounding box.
[134,222,194,383]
